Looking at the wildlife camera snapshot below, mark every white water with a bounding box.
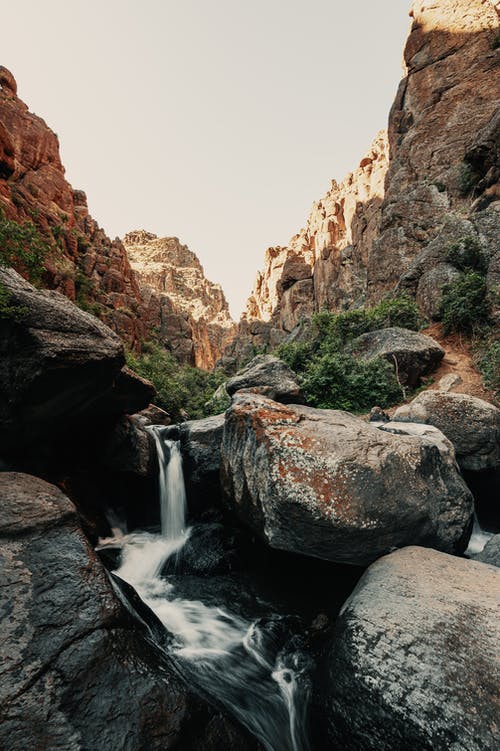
[114,427,309,751]
[466,512,494,556]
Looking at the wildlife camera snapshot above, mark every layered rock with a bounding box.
[0,472,259,751]
[124,230,236,369]
[319,546,500,751]
[221,393,473,566]
[0,68,147,348]
[227,0,500,362]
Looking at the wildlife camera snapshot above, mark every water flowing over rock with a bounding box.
[393,390,500,471]
[0,472,259,751]
[221,393,473,566]
[318,546,500,751]
[123,230,236,368]
[347,327,444,386]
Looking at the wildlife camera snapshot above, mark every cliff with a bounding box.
[226,0,499,366]
[123,230,236,369]
[0,67,146,349]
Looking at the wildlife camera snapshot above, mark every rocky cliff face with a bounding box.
[0,67,147,349]
[226,0,500,365]
[123,230,236,369]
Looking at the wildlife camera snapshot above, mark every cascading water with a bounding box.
[114,426,311,751]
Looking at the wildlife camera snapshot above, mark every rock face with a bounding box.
[0,472,259,751]
[221,393,473,566]
[319,546,500,751]
[393,390,500,471]
[226,0,499,363]
[123,230,236,369]
[226,354,305,403]
[347,327,444,386]
[0,70,148,348]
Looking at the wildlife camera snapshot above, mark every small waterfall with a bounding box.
[466,512,494,556]
[148,427,186,539]
[114,423,311,751]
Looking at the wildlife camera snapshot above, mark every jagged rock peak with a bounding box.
[123,230,236,370]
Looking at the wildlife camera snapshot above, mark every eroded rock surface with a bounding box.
[226,354,305,403]
[319,546,500,751]
[221,394,473,565]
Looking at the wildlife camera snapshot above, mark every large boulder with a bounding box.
[0,472,259,751]
[225,354,305,403]
[221,394,473,566]
[347,327,444,386]
[318,546,500,751]
[0,268,151,454]
[393,390,500,471]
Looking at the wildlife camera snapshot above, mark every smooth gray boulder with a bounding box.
[225,354,305,403]
[319,546,500,751]
[0,472,259,751]
[347,326,444,386]
[393,390,500,470]
[221,394,473,566]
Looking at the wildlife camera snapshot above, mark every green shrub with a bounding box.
[301,352,402,412]
[446,236,488,274]
[127,342,226,421]
[476,339,500,396]
[441,271,490,335]
[458,162,479,197]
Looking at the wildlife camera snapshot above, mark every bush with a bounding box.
[476,339,500,396]
[126,342,225,421]
[446,236,488,274]
[441,271,490,335]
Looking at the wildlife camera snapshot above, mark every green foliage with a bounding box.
[458,162,478,197]
[441,271,490,336]
[277,296,418,411]
[476,339,500,396]
[0,208,50,283]
[0,282,25,320]
[446,236,488,274]
[127,341,226,421]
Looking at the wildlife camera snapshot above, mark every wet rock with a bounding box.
[226,354,305,404]
[100,416,157,477]
[0,472,260,751]
[318,546,500,751]
[161,522,248,576]
[472,533,500,567]
[221,394,473,566]
[347,327,444,387]
[393,390,500,471]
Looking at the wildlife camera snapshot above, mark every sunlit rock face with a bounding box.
[228,0,499,362]
[0,68,148,349]
[124,230,236,369]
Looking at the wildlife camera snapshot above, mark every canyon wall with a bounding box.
[225,0,499,367]
[123,230,236,369]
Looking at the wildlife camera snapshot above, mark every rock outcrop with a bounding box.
[0,472,259,751]
[221,393,473,566]
[0,69,148,348]
[318,546,500,751]
[225,354,305,403]
[123,230,236,369]
[393,390,500,471]
[226,0,500,363]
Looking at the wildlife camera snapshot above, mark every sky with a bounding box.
[3,1,412,318]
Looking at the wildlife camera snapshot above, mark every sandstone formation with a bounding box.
[347,327,444,386]
[393,390,500,471]
[123,230,236,369]
[0,472,259,751]
[226,0,500,363]
[221,393,473,566]
[0,70,147,348]
[319,546,500,751]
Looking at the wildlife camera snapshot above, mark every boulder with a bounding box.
[100,415,157,477]
[225,354,305,404]
[0,268,125,453]
[0,472,260,751]
[318,546,500,751]
[221,394,473,566]
[164,414,225,515]
[347,327,444,386]
[133,403,172,427]
[472,533,500,567]
[393,390,500,471]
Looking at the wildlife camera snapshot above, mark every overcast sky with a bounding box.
[3,1,411,317]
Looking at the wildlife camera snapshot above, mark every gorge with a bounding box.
[0,0,499,750]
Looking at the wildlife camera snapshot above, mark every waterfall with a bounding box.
[114,424,311,751]
[147,427,186,539]
[466,512,494,556]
